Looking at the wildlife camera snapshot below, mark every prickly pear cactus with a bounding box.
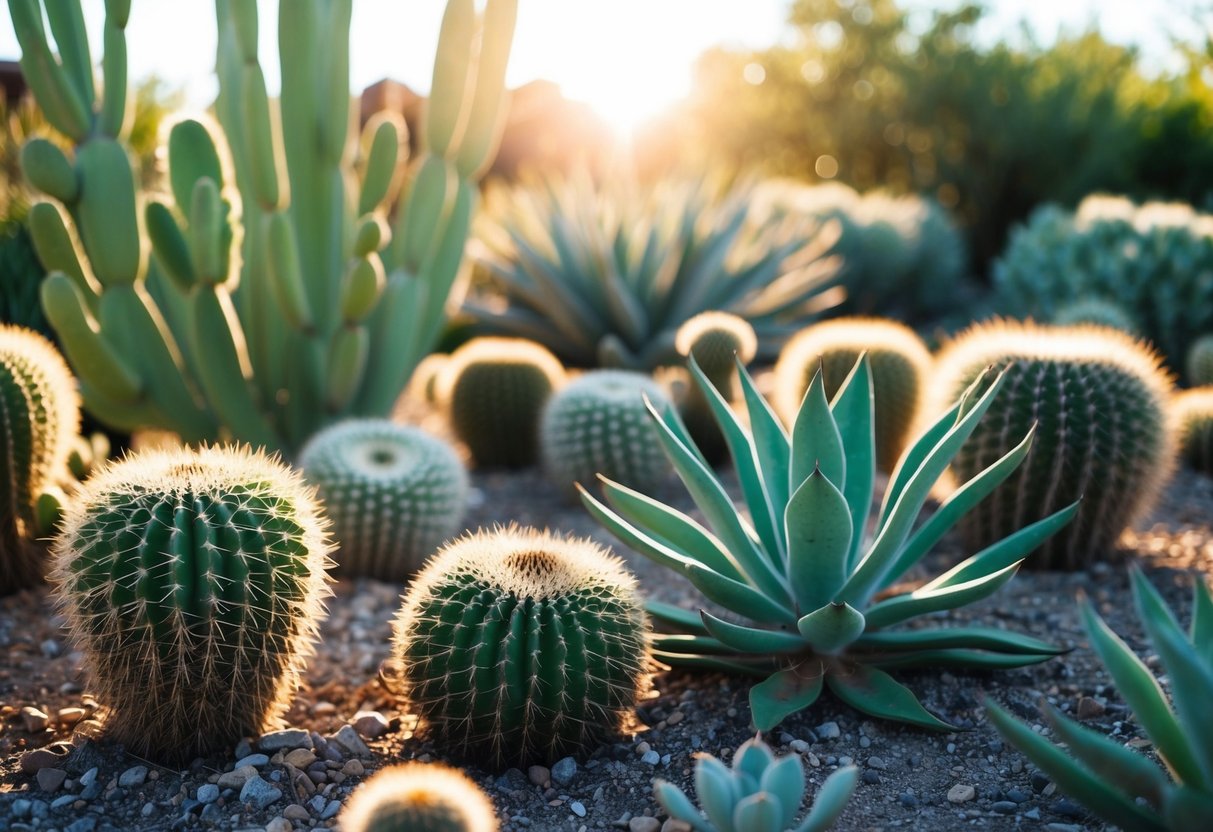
[391,527,647,767]
[340,762,498,832]
[1052,297,1139,334]
[51,446,332,761]
[1174,388,1213,475]
[673,312,757,464]
[930,320,1175,570]
[540,370,671,497]
[1,323,78,593]
[773,317,931,472]
[441,338,566,468]
[300,419,468,581]
[1187,335,1213,387]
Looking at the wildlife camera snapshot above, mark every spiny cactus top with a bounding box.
[1187,335,1213,387]
[339,762,498,832]
[51,445,332,761]
[675,311,758,376]
[1173,388,1213,475]
[391,526,648,767]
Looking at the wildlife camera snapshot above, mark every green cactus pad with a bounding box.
[1,324,79,594]
[51,445,332,761]
[773,317,931,472]
[1174,388,1213,475]
[391,526,647,767]
[1187,335,1213,387]
[300,419,468,581]
[930,320,1175,570]
[441,338,566,468]
[339,762,498,832]
[541,370,671,497]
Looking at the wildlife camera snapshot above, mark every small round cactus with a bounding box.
[440,338,566,468]
[1,323,79,594]
[674,312,757,464]
[51,445,332,761]
[773,317,932,472]
[541,370,671,497]
[1187,335,1213,387]
[391,526,648,767]
[300,420,469,581]
[929,320,1175,570]
[339,762,498,832]
[1174,388,1213,475]
[1052,297,1139,334]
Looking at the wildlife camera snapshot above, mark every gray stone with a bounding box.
[218,765,258,790]
[141,802,156,818]
[51,794,76,810]
[320,798,341,820]
[816,721,841,740]
[527,765,550,787]
[259,729,312,752]
[197,784,220,804]
[571,801,586,817]
[65,818,96,832]
[947,784,976,803]
[239,775,282,810]
[992,801,1017,814]
[79,768,98,788]
[331,724,371,757]
[11,799,31,818]
[36,768,66,793]
[551,756,577,785]
[629,818,661,832]
[118,765,148,788]
[352,710,390,739]
[640,750,661,766]
[234,753,269,769]
[265,819,292,832]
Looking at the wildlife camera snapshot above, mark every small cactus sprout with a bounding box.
[1052,296,1139,334]
[441,338,566,468]
[929,320,1175,570]
[541,370,672,497]
[773,318,931,472]
[339,762,498,832]
[300,420,469,581]
[1187,335,1213,386]
[675,312,758,463]
[391,526,648,767]
[51,446,332,761]
[655,736,858,832]
[1173,388,1213,475]
[1,324,79,594]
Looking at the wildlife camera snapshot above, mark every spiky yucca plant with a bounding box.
[675,311,757,464]
[582,354,1076,731]
[1187,335,1213,387]
[339,762,498,832]
[51,445,332,761]
[391,526,647,766]
[987,568,1213,832]
[1173,388,1213,475]
[772,318,931,473]
[655,736,857,832]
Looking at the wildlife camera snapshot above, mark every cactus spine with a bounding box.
[11,0,517,454]
[1,324,79,594]
[540,370,671,497]
[1174,388,1213,475]
[391,526,647,767]
[339,762,498,832]
[929,320,1175,570]
[441,337,566,468]
[1187,335,1213,387]
[773,317,931,472]
[50,445,332,761]
[300,419,468,581]
[674,311,756,464]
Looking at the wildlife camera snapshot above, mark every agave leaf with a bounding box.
[1192,578,1213,669]
[653,780,713,831]
[878,398,962,526]
[794,765,858,832]
[1042,703,1170,808]
[696,754,740,832]
[827,354,875,571]
[652,633,745,655]
[925,502,1079,590]
[685,561,795,625]
[580,485,698,575]
[649,393,711,469]
[797,602,866,654]
[732,793,781,832]
[760,754,806,830]
[750,663,826,732]
[985,700,1167,832]
[736,361,793,533]
[854,627,1063,655]
[647,600,711,635]
[701,611,807,655]
[1163,786,1213,832]
[789,364,845,492]
[863,562,1023,630]
[650,649,775,677]
[825,664,955,731]
[735,737,776,781]
[785,470,853,613]
[865,649,1060,670]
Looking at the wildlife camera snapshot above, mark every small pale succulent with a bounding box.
[655,736,857,832]
[582,354,1076,731]
[987,568,1213,832]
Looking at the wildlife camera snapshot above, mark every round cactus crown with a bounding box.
[777,316,930,368]
[339,762,498,832]
[557,369,666,404]
[439,336,566,400]
[674,311,758,368]
[0,322,80,476]
[303,419,433,479]
[1051,297,1139,333]
[1174,387,1213,473]
[1187,335,1213,387]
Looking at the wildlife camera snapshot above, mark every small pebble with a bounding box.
[20,706,49,733]
[640,750,661,766]
[332,724,371,757]
[947,784,976,803]
[197,784,219,804]
[240,774,283,810]
[265,818,292,832]
[992,801,1018,814]
[259,729,312,752]
[118,765,147,788]
[235,753,270,769]
[528,766,550,787]
[36,768,66,793]
[816,721,841,740]
[1077,697,1106,720]
[56,707,85,726]
[352,710,390,739]
[629,818,661,832]
[283,804,310,821]
[571,801,586,817]
[551,756,577,785]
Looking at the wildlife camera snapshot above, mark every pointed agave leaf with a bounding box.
[647,600,711,635]
[925,502,1079,590]
[878,398,963,525]
[732,793,781,832]
[734,737,776,781]
[650,392,712,469]
[795,765,858,832]
[1041,704,1170,808]
[1191,578,1213,669]
[750,664,825,732]
[1163,786,1213,832]
[790,364,845,492]
[854,627,1063,655]
[736,360,793,541]
[826,664,956,731]
[759,754,806,830]
[685,561,795,625]
[580,485,699,575]
[797,602,866,654]
[863,562,1023,630]
[701,611,807,654]
[867,649,1063,670]
[828,354,874,570]
[696,755,740,832]
[651,649,775,677]
[985,700,1167,832]
[653,634,744,655]
[785,470,853,613]
[653,781,713,831]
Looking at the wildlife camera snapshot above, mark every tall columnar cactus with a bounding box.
[300,419,468,581]
[50,445,332,761]
[1173,388,1213,475]
[11,0,517,455]
[1,324,78,594]
[339,762,498,832]
[540,370,672,497]
[929,320,1175,570]
[391,526,647,767]
[441,337,566,468]
[1187,335,1213,387]
[674,311,757,464]
[773,318,931,473]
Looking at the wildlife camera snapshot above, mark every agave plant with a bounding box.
[581,354,1077,731]
[465,174,843,370]
[987,568,1213,832]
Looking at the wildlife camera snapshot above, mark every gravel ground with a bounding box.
[1,438,1211,832]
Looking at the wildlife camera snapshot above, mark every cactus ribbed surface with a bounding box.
[930,320,1175,570]
[1,324,78,594]
[51,446,332,761]
[674,312,756,464]
[1174,388,1213,475]
[773,318,931,473]
[340,762,498,832]
[541,370,671,496]
[442,338,566,468]
[300,419,468,581]
[1052,296,1139,334]
[391,527,647,767]
[1187,335,1213,387]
